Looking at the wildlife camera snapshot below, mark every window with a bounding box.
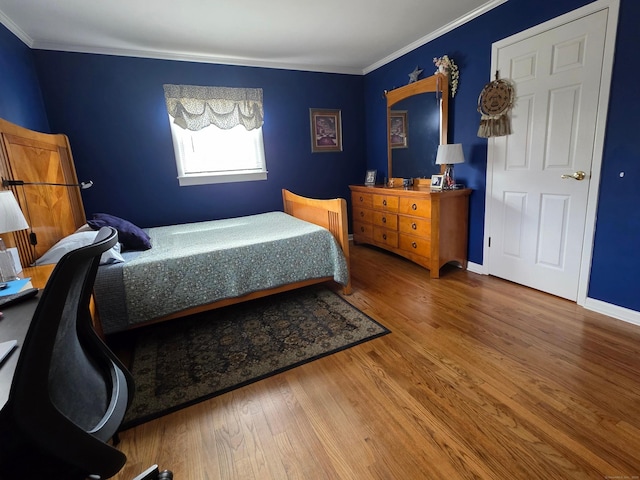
[164,84,267,186]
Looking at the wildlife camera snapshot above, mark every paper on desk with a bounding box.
[7,248,22,274]
[0,278,31,296]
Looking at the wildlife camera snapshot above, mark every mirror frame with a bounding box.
[386,73,449,179]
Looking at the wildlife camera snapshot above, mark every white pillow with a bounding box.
[34,231,125,266]
[74,223,94,233]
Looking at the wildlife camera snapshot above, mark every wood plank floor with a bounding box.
[111,244,640,480]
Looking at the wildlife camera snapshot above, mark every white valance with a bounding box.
[163,84,264,132]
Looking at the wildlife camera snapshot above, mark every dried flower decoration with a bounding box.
[433,55,459,97]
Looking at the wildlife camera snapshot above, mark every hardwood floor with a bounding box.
[112,244,640,479]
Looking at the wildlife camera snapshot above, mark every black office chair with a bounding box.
[0,227,172,479]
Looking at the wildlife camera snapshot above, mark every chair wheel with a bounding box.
[158,470,173,480]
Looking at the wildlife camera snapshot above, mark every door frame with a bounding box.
[482,0,619,306]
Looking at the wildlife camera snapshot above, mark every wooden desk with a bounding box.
[0,294,40,409]
[21,264,55,289]
[0,265,52,409]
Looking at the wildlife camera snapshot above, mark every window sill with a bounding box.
[178,171,267,186]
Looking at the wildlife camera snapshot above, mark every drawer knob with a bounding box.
[412,223,417,230]
[382,217,386,223]
[383,234,387,240]
[383,199,387,206]
[412,242,417,249]
[360,211,364,217]
[359,196,363,202]
[412,203,417,210]
[360,226,365,232]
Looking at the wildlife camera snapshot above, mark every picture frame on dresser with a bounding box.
[364,169,377,186]
[431,174,443,190]
[310,108,342,152]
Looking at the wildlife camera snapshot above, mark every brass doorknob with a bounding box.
[561,171,586,181]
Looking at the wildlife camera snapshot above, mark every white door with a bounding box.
[486,6,614,301]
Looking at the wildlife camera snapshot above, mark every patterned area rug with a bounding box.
[121,286,389,429]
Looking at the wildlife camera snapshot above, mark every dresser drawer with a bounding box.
[352,192,373,208]
[372,211,398,229]
[353,207,373,224]
[398,216,431,237]
[399,197,431,218]
[353,220,373,240]
[373,227,398,248]
[373,194,399,211]
[399,233,431,258]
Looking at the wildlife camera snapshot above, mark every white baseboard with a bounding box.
[466,261,640,327]
[583,298,640,327]
[467,261,485,275]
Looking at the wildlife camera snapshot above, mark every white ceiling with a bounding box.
[0,0,506,75]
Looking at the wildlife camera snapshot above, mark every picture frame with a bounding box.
[310,108,342,152]
[390,110,408,149]
[364,169,377,186]
[430,174,444,190]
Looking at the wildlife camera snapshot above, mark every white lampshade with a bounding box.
[0,190,29,234]
[435,143,465,165]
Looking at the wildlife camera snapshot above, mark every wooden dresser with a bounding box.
[349,185,471,278]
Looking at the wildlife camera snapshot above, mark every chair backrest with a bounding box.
[6,226,133,478]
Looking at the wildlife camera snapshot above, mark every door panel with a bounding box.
[488,10,607,300]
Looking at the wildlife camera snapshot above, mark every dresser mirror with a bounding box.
[386,73,449,180]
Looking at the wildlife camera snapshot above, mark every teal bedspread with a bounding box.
[111,212,348,330]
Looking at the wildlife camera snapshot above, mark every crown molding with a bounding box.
[0,8,33,47]
[30,41,363,75]
[363,0,509,74]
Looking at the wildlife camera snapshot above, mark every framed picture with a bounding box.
[364,169,377,186]
[310,109,342,152]
[431,174,444,190]
[390,110,408,149]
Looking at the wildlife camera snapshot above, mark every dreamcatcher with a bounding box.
[477,72,515,138]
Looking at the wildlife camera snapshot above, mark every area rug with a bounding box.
[121,286,389,429]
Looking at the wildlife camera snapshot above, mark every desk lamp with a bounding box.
[435,143,465,190]
[0,191,29,281]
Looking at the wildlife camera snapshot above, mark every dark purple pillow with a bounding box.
[87,213,152,251]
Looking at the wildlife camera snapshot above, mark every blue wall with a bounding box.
[365,0,640,312]
[589,0,640,310]
[0,26,48,131]
[0,0,638,313]
[31,52,366,227]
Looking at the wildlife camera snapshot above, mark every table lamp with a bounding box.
[435,143,465,190]
[0,191,29,281]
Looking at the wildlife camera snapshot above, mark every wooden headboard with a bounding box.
[0,118,87,267]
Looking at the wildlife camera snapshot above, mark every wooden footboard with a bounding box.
[282,189,351,294]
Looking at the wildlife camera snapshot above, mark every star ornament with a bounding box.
[408,66,423,83]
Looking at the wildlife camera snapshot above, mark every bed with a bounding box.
[0,117,351,335]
